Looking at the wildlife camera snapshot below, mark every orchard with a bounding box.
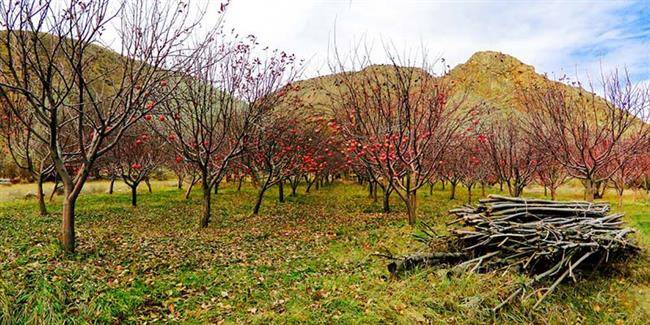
[0,1,648,323]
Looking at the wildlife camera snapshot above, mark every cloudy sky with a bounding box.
[217,0,649,84]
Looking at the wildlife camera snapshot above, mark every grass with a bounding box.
[0,179,648,323]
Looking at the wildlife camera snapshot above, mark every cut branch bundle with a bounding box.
[386,195,640,310]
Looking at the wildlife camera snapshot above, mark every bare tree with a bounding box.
[155,35,300,227]
[608,144,647,207]
[0,0,209,252]
[0,96,53,215]
[523,71,649,201]
[535,156,569,201]
[478,112,539,197]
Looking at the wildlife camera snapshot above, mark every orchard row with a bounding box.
[0,1,648,253]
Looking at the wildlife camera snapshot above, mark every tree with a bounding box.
[328,46,473,224]
[478,113,539,197]
[155,35,300,226]
[458,136,491,203]
[523,71,649,201]
[288,115,348,197]
[104,126,166,207]
[0,97,53,215]
[608,145,647,207]
[166,154,191,190]
[246,111,303,214]
[0,0,208,253]
[438,131,491,202]
[535,156,568,201]
[439,155,462,200]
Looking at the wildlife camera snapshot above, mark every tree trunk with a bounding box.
[131,185,138,207]
[441,180,445,191]
[185,177,197,200]
[480,182,486,197]
[200,179,212,228]
[429,182,434,195]
[49,179,60,202]
[278,180,285,203]
[550,187,557,201]
[543,185,548,197]
[61,194,77,253]
[371,182,378,203]
[450,182,457,200]
[499,181,503,192]
[290,178,298,196]
[145,178,152,193]
[109,177,115,194]
[214,182,219,195]
[382,186,391,213]
[594,181,605,199]
[177,175,183,189]
[36,174,47,216]
[237,176,243,192]
[617,188,624,208]
[467,185,473,204]
[406,190,417,225]
[584,178,595,202]
[253,186,267,215]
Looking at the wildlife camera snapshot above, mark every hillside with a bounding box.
[289,50,603,119]
[0,31,130,90]
[444,51,542,111]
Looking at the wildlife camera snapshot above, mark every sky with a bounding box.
[216,0,649,84]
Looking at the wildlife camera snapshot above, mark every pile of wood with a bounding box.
[386,195,640,310]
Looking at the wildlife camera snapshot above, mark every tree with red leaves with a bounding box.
[328,47,473,224]
[246,112,304,214]
[608,145,648,207]
[154,35,300,226]
[437,132,490,203]
[167,154,189,190]
[291,116,348,196]
[458,137,492,203]
[103,127,167,207]
[436,157,459,200]
[535,156,569,201]
[523,71,649,201]
[477,112,540,197]
[0,0,209,252]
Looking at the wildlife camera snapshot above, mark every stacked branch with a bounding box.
[386,195,640,310]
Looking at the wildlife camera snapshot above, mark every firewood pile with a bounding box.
[384,195,640,310]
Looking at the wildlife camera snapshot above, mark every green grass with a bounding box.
[0,180,648,323]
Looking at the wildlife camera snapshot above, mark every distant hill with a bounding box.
[444,51,542,111]
[288,50,610,120]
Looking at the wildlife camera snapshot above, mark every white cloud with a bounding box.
[220,0,648,83]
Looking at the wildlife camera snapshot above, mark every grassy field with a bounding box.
[0,179,648,323]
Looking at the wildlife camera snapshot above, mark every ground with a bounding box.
[0,180,648,323]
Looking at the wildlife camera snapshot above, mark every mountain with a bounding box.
[444,51,543,111]
[288,50,598,119]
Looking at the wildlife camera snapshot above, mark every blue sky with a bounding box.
[221,0,649,85]
[564,1,649,82]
